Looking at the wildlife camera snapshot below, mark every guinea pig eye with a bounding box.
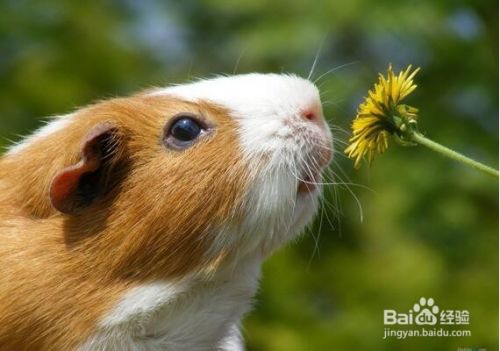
[164,114,207,150]
[171,117,201,141]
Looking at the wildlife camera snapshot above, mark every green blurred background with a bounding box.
[0,0,498,350]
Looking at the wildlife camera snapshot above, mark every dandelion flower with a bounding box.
[343,64,498,177]
[345,64,420,168]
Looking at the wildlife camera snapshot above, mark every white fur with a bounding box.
[100,282,189,330]
[80,255,260,351]
[6,114,74,155]
[156,73,325,159]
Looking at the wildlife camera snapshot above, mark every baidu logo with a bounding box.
[413,297,439,325]
[384,297,469,326]
[383,297,472,340]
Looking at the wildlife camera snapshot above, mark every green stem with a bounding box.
[409,132,499,177]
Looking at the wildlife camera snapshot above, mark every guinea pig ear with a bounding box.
[50,122,123,214]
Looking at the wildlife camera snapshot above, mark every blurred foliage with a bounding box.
[0,0,498,350]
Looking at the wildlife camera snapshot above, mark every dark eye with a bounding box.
[164,114,209,150]
[170,117,201,142]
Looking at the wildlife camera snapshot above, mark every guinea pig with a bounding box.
[0,73,332,351]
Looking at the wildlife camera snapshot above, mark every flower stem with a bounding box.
[409,132,499,177]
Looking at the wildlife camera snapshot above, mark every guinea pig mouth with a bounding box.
[297,172,321,194]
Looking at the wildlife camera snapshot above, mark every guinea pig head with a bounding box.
[41,73,331,280]
[159,73,333,259]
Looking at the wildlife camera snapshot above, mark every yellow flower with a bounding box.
[345,64,420,168]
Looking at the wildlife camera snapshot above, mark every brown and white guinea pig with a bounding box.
[0,73,332,351]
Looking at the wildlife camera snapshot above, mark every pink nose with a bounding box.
[300,103,326,128]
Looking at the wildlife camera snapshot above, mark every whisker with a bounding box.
[313,61,359,85]
[307,38,325,81]
[232,47,247,75]
[328,163,366,223]
[308,154,341,239]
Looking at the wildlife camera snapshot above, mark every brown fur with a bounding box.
[0,94,248,350]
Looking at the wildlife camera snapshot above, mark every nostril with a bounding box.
[302,111,316,121]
